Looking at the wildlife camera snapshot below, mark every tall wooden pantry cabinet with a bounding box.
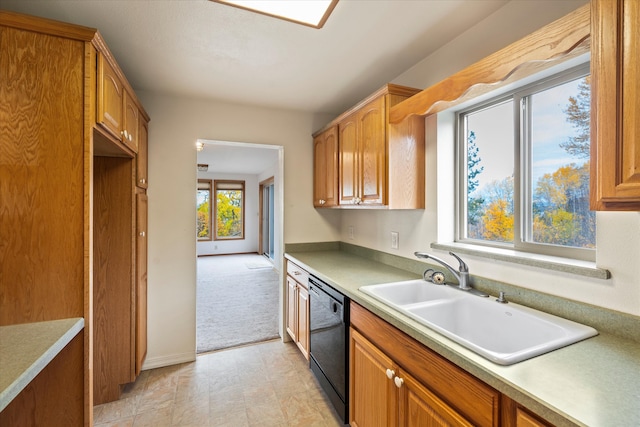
[0,10,149,425]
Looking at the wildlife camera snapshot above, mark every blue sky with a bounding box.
[466,77,587,196]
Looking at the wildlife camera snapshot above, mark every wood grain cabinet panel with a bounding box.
[136,190,148,375]
[285,260,310,359]
[137,116,149,188]
[314,84,424,209]
[591,0,640,210]
[1,9,150,419]
[123,89,139,152]
[0,13,90,425]
[313,126,338,207]
[97,53,124,140]
[350,327,475,427]
[351,302,499,427]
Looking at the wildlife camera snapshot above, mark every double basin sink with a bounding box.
[360,279,597,365]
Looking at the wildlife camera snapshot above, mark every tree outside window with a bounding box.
[458,65,594,261]
[197,179,212,240]
[214,180,245,240]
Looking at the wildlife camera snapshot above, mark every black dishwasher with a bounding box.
[308,275,349,424]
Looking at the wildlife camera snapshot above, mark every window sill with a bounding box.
[431,242,611,280]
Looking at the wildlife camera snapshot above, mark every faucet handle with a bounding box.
[448,252,468,272]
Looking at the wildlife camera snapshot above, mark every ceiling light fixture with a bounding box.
[196,141,205,151]
[211,0,338,29]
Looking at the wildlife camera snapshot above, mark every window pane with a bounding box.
[464,100,514,243]
[216,189,243,239]
[197,184,211,240]
[529,76,594,248]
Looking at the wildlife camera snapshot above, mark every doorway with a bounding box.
[195,140,285,353]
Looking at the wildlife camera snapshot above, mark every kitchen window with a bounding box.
[214,180,245,240]
[197,179,212,241]
[456,64,595,261]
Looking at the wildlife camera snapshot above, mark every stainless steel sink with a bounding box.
[360,280,597,365]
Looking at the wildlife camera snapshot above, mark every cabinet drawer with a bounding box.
[286,261,309,288]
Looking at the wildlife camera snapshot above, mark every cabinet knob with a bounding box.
[129,133,133,142]
[394,376,404,388]
[139,178,146,184]
[294,271,301,275]
[139,231,146,237]
[386,368,395,380]
[123,129,128,139]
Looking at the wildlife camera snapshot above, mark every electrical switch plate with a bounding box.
[391,231,399,249]
[348,226,355,240]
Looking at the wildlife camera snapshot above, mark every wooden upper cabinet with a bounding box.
[96,51,145,154]
[591,0,640,210]
[313,126,338,207]
[137,116,149,188]
[357,96,386,205]
[318,83,424,209]
[97,54,123,140]
[123,89,139,152]
[339,114,359,205]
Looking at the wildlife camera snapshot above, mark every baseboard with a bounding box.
[141,352,195,370]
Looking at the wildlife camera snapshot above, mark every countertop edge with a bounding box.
[0,318,85,412]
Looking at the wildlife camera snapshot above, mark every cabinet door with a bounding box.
[97,54,123,140]
[313,126,338,207]
[123,90,139,152]
[397,368,473,427]
[350,328,398,427]
[286,276,298,342]
[591,0,640,210]
[136,116,149,188]
[358,96,386,205]
[135,191,148,376]
[339,114,359,205]
[296,285,309,358]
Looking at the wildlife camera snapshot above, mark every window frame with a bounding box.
[197,179,213,241]
[455,63,594,262]
[213,179,245,241]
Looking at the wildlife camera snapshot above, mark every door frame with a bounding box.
[258,176,275,257]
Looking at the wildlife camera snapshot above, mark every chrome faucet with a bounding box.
[414,251,488,297]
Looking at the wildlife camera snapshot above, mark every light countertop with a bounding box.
[0,317,84,412]
[286,249,640,427]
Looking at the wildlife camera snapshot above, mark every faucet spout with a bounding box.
[414,251,472,291]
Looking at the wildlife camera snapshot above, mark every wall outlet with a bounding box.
[348,225,355,240]
[391,231,399,249]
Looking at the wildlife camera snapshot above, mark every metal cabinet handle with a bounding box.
[139,178,146,184]
[394,376,404,388]
[139,231,146,237]
[386,368,395,380]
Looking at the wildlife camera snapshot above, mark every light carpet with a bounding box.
[196,254,280,353]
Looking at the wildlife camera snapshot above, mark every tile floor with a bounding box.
[94,339,344,427]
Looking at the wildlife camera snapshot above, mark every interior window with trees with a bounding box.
[197,179,212,240]
[457,64,594,261]
[214,180,245,240]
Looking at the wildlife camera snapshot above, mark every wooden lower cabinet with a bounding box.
[350,302,500,427]
[286,260,310,358]
[350,328,473,427]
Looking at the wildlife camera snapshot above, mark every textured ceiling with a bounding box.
[0,0,508,115]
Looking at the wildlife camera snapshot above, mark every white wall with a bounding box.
[140,0,639,368]
[196,172,260,256]
[139,92,339,367]
[340,0,640,317]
